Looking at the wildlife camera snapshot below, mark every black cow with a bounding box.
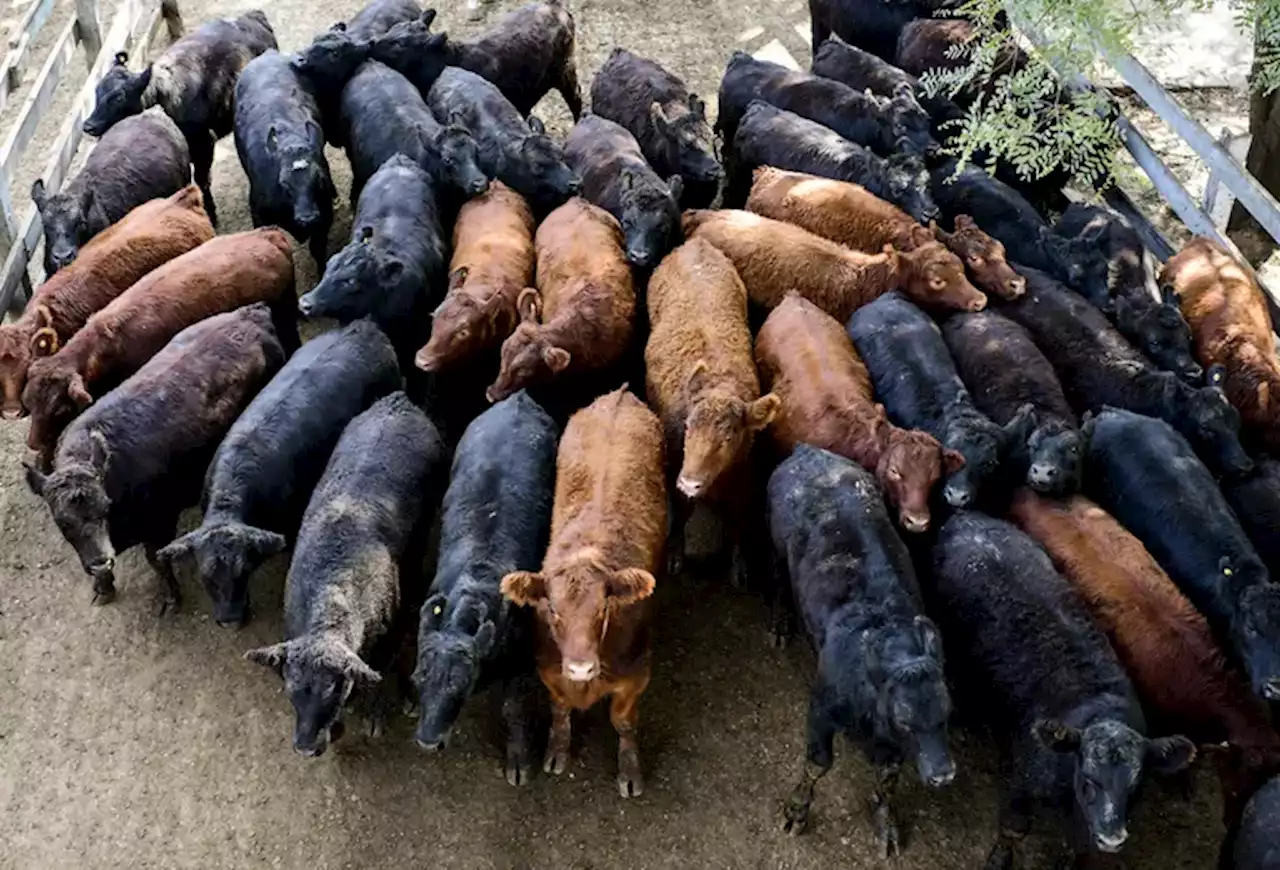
[1222,458,1280,583]
[807,0,974,59]
[33,111,188,276]
[999,265,1252,478]
[729,101,935,223]
[291,0,423,109]
[82,11,278,225]
[717,51,934,159]
[299,154,448,355]
[846,292,1026,508]
[929,511,1196,867]
[564,114,681,269]
[340,60,488,202]
[157,319,401,627]
[1084,407,1280,702]
[769,445,954,856]
[427,67,578,216]
[414,391,557,787]
[1056,202,1203,383]
[24,304,284,610]
[589,48,721,208]
[234,51,335,265]
[245,391,448,757]
[1226,775,1280,870]
[930,161,1096,291]
[810,35,965,131]
[942,310,1084,496]
[369,1,581,119]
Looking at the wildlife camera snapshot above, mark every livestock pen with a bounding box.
[0,0,1256,868]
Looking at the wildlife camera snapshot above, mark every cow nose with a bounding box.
[87,556,115,576]
[298,295,315,316]
[1,407,24,420]
[1095,830,1129,853]
[1263,678,1280,701]
[900,513,930,533]
[566,178,581,195]
[676,475,704,499]
[293,742,324,758]
[1028,464,1058,487]
[926,763,956,787]
[943,483,972,508]
[626,248,652,267]
[1183,363,1204,383]
[1006,276,1026,296]
[563,659,599,682]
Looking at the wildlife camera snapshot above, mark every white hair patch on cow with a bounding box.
[292,159,310,170]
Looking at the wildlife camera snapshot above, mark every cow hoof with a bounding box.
[366,717,385,740]
[155,595,180,617]
[877,820,901,859]
[667,551,684,577]
[506,760,532,787]
[90,588,116,606]
[403,700,420,718]
[983,841,1014,870]
[543,748,569,776]
[767,625,790,649]
[617,770,644,798]
[782,802,809,836]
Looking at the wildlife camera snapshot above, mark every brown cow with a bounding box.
[415,181,536,372]
[487,198,635,401]
[23,228,296,463]
[683,208,986,322]
[645,238,779,576]
[1008,489,1280,824]
[746,167,1020,301]
[0,185,213,419]
[756,293,964,532]
[501,387,666,798]
[1160,237,1280,450]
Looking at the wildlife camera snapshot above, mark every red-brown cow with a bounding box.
[1008,489,1280,824]
[487,198,635,401]
[746,167,1020,301]
[0,185,213,420]
[645,238,779,576]
[683,208,985,322]
[1160,237,1280,450]
[501,387,667,798]
[23,228,296,463]
[756,293,963,533]
[415,181,536,372]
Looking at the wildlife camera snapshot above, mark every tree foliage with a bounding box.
[921,0,1280,186]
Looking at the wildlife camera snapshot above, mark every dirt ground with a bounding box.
[0,0,1233,868]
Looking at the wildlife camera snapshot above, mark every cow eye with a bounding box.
[1082,779,1098,803]
[888,468,902,481]
[969,256,985,267]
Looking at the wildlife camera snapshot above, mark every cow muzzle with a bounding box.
[563,659,599,682]
[676,475,705,499]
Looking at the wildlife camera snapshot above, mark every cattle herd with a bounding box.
[5,0,1280,866]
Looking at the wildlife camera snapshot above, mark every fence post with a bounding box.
[74,0,102,68]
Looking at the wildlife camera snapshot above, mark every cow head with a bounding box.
[300,225,411,325]
[887,83,938,158]
[939,393,1009,508]
[1168,372,1253,479]
[507,124,579,213]
[854,615,955,787]
[292,22,373,86]
[875,417,964,533]
[884,151,937,224]
[416,270,517,372]
[157,522,287,628]
[366,14,449,89]
[24,429,114,580]
[83,53,151,137]
[1033,718,1195,854]
[433,120,490,198]
[22,359,94,459]
[1017,410,1084,496]
[1228,570,1280,701]
[649,98,721,191]
[0,305,59,419]
[617,169,682,269]
[267,125,334,235]
[33,179,101,275]
[898,231,986,313]
[932,215,1025,299]
[244,635,381,757]
[502,559,655,683]
[1114,287,1202,384]
[486,289,570,401]
[412,591,497,750]
[678,361,778,499]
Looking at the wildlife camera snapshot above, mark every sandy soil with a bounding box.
[0,0,1233,868]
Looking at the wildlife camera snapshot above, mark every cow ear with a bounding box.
[69,373,94,409]
[908,224,933,247]
[425,32,447,50]
[1080,410,1097,443]
[448,266,469,293]
[914,614,942,661]
[87,428,110,470]
[114,51,129,66]
[618,167,634,193]
[421,592,448,631]
[667,174,683,202]
[606,567,655,606]
[930,219,952,244]
[1111,293,1135,327]
[942,447,966,474]
[421,8,438,28]
[954,214,976,230]
[501,571,547,606]
[33,303,54,329]
[155,535,192,570]
[649,101,670,134]
[1206,363,1227,390]
[30,179,46,208]
[1146,735,1197,775]
[30,327,59,357]
[1033,718,1082,753]
[1161,283,1181,308]
[473,620,497,656]
[527,116,546,136]
[684,359,710,398]
[137,65,152,89]
[359,225,374,244]
[541,346,570,373]
[337,644,382,686]
[247,528,287,558]
[379,257,404,282]
[1002,403,1037,446]
[688,93,705,119]
[746,393,781,431]
[244,641,290,674]
[23,460,47,495]
[517,287,542,324]
[266,125,278,150]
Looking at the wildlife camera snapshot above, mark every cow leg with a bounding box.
[89,565,117,606]
[768,549,796,648]
[269,286,302,356]
[610,675,648,798]
[146,542,181,617]
[544,699,571,776]
[501,670,537,786]
[870,758,903,859]
[184,126,218,227]
[667,493,693,576]
[783,691,837,834]
[556,60,583,120]
[984,790,1033,870]
[810,15,831,55]
[309,225,329,270]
